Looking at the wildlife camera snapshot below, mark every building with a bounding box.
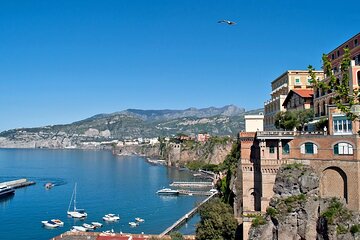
[282,89,314,111]
[264,70,324,130]
[313,32,360,119]
[239,33,360,239]
[196,133,210,142]
[244,114,264,132]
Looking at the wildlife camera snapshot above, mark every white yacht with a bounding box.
[67,183,87,218]
[0,185,15,197]
[91,222,103,228]
[156,188,179,195]
[83,223,95,230]
[72,226,88,232]
[135,217,145,223]
[102,213,120,222]
[129,221,138,227]
[51,219,64,226]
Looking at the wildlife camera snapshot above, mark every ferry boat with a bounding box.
[0,185,15,198]
[156,188,179,195]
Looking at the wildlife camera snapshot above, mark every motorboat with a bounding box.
[101,229,115,236]
[83,223,95,230]
[72,226,88,232]
[51,219,64,226]
[45,183,54,189]
[135,217,145,223]
[91,222,103,228]
[209,188,218,194]
[41,220,59,228]
[103,213,120,222]
[67,183,87,218]
[0,185,15,198]
[129,222,138,227]
[156,188,179,195]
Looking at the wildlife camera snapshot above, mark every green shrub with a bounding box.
[284,162,304,170]
[350,224,360,234]
[284,194,306,205]
[321,198,351,224]
[170,231,184,240]
[251,214,266,227]
[266,207,278,218]
[336,224,348,235]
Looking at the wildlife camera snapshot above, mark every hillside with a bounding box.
[0,105,263,148]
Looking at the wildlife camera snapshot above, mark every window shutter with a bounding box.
[300,144,305,154]
[314,144,318,154]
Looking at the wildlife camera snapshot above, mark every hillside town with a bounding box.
[238,32,360,239]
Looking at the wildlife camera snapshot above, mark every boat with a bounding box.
[41,220,59,228]
[0,185,15,198]
[67,183,87,218]
[45,183,54,189]
[135,217,144,223]
[209,188,218,194]
[91,222,103,228]
[102,213,120,222]
[129,222,138,227]
[72,226,88,232]
[83,223,95,230]
[156,188,179,195]
[51,219,64,226]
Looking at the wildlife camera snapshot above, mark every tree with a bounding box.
[309,48,355,119]
[274,109,314,131]
[170,231,184,240]
[196,198,238,240]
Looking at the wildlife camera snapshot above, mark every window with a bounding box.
[337,50,340,57]
[300,142,318,154]
[283,143,290,154]
[295,78,301,85]
[333,115,352,135]
[269,146,275,154]
[355,39,358,47]
[334,143,353,155]
[332,53,335,60]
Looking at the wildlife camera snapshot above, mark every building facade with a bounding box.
[264,70,324,130]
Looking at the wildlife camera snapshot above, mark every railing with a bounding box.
[257,130,325,138]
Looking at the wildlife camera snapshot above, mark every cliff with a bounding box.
[114,139,234,166]
[248,164,360,240]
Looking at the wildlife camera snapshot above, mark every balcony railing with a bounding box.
[256,130,325,139]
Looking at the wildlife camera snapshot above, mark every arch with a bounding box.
[357,71,360,86]
[321,166,348,202]
[248,188,261,211]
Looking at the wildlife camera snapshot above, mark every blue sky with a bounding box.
[0,0,358,131]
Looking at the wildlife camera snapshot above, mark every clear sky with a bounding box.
[0,0,358,131]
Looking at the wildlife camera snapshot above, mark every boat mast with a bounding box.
[68,184,75,212]
[74,182,77,211]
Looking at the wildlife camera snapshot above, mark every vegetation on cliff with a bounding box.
[195,198,238,240]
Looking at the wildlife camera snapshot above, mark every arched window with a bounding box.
[301,142,318,154]
[357,71,360,86]
[283,143,290,154]
[334,143,353,155]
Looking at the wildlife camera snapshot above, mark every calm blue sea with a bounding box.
[0,149,206,240]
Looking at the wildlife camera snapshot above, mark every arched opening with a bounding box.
[321,167,348,203]
[357,71,360,86]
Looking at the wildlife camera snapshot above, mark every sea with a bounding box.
[0,148,207,240]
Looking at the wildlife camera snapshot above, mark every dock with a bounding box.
[0,179,35,189]
[159,192,218,237]
[170,181,213,188]
[178,190,214,196]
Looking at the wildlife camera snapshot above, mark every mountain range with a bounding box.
[0,105,263,148]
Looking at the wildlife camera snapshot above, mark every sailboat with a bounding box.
[67,183,87,218]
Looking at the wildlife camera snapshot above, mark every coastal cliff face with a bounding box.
[114,140,233,166]
[248,164,360,240]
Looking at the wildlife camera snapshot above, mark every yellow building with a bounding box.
[264,70,324,130]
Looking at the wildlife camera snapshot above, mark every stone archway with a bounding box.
[320,166,348,202]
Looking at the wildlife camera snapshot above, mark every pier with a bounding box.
[170,181,213,188]
[0,179,35,189]
[159,192,218,237]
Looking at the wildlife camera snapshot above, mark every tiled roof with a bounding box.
[292,89,313,98]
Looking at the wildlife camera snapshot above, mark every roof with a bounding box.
[282,89,313,107]
[292,89,313,98]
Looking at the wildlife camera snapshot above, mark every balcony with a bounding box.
[256,130,325,140]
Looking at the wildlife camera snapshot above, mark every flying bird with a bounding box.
[218,20,236,25]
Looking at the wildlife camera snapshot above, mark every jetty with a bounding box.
[178,190,214,196]
[0,179,35,189]
[170,181,213,188]
[159,192,218,237]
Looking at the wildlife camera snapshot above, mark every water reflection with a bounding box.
[0,194,15,206]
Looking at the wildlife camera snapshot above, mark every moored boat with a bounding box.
[83,223,95,230]
[51,219,64,226]
[91,222,103,228]
[135,217,144,223]
[41,220,59,228]
[103,213,120,222]
[45,183,54,189]
[129,221,138,227]
[72,226,88,232]
[67,183,87,218]
[156,188,179,195]
[0,185,15,198]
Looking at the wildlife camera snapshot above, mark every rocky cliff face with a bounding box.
[114,140,233,166]
[248,164,360,240]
